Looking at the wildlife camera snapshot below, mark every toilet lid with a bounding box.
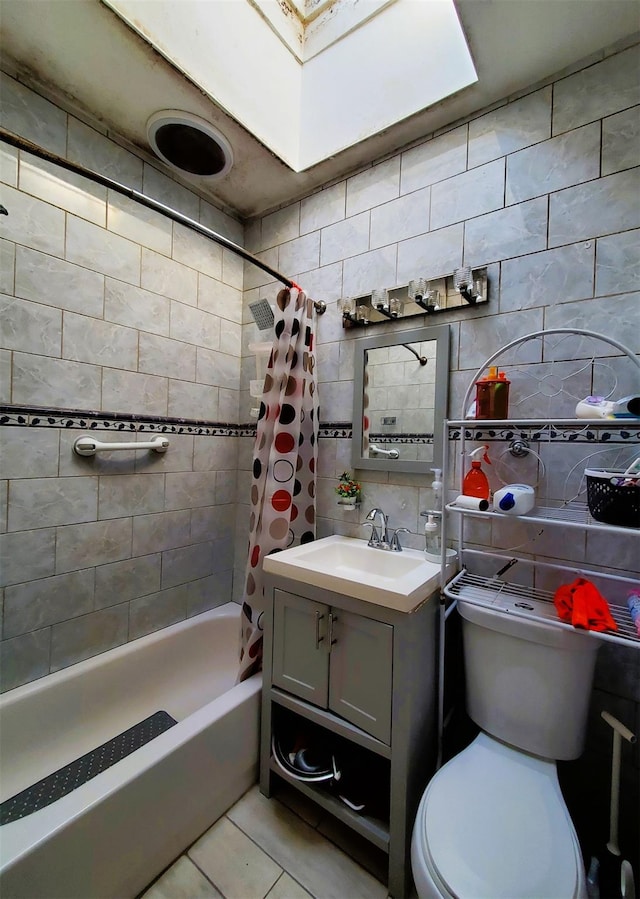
[420,736,579,899]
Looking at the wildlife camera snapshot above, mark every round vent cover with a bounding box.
[146,111,233,180]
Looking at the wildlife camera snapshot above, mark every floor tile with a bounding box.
[189,815,282,899]
[266,872,313,899]
[140,856,223,899]
[228,786,388,899]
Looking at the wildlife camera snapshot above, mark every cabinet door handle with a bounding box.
[315,611,324,649]
[328,612,338,648]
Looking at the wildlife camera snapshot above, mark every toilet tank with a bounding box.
[458,599,601,760]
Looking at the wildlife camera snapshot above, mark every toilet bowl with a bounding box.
[411,732,586,899]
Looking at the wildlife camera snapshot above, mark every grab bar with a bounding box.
[369,444,400,459]
[73,435,169,456]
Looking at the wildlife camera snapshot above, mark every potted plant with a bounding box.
[335,472,362,509]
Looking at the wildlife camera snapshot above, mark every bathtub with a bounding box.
[0,603,261,899]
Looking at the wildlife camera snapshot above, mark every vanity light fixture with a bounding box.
[340,267,488,328]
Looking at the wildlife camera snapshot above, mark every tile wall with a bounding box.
[0,35,638,875]
[0,71,245,692]
[239,41,640,869]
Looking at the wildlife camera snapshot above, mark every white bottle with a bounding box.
[431,468,443,509]
[493,484,535,515]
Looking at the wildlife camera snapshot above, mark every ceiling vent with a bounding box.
[146,111,234,180]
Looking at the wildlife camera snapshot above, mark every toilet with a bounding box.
[411,597,601,899]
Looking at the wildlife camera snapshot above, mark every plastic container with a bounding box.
[585,469,640,528]
[463,447,491,500]
[493,484,535,515]
[475,367,510,419]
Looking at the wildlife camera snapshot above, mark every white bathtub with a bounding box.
[0,603,261,899]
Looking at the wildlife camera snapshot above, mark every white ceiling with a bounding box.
[1,0,638,219]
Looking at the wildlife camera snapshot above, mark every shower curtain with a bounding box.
[238,287,319,681]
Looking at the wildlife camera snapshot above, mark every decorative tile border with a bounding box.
[369,432,434,445]
[449,424,640,444]
[0,407,352,439]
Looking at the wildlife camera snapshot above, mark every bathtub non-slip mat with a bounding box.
[0,710,177,825]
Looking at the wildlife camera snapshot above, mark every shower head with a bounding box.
[249,299,275,331]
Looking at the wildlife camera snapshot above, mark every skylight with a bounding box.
[105,0,477,171]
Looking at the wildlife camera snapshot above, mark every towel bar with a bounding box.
[73,435,169,456]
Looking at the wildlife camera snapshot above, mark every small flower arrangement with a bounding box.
[335,471,362,505]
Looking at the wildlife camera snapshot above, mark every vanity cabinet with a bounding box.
[260,575,439,899]
[272,590,393,742]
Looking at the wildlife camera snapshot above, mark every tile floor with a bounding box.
[140,782,400,899]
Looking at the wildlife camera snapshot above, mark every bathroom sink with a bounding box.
[262,535,443,612]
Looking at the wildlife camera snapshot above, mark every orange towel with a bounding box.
[553,578,618,632]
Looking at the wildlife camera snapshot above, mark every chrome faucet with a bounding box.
[363,507,391,548]
[389,527,410,552]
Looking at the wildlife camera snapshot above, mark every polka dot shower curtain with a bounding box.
[238,287,319,681]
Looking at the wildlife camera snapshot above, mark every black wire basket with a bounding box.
[585,468,640,528]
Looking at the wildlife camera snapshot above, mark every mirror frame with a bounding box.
[352,323,450,473]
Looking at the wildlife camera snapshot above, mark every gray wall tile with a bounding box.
[458,307,544,370]
[0,427,59,479]
[67,118,143,189]
[261,205,300,250]
[196,347,240,390]
[397,223,463,283]
[0,184,65,257]
[104,278,170,336]
[4,569,94,637]
[9,476,98,531]
[500,242,595,312]
[0,239,15,295]
[141,248,198,305]
[506,123,600,204]
[63,312,138,370]
[300,183,345,234]
[50,604,128,671]
[187,573,231,616]
[94,553,161,609]
[222,247,244,290]
[15,246,105,317]
[66,215,141,284]
[102,369,168,417]
[170,302,221,349]
[320,213,369,267]
[401,125,467,194]
[165,471,218,511]
[549,168,640,247]
[0,528,56,587]
[198,276,243,324]
[544,292,640,357]
[55,518,132,574]
[12,352,102,409]
[1,143,19,187]
[20,154,106,226]
[129,586,188,640]
[342,245,397,297]
[142,164,200,221]
[602,106,640,176]
[108,192,172,255]
[370,188,430,249]
[173,222,223,281]
[200,201,244,246]
[0,72,67,155]
[346,157,400,217]
[0,351,10,403]
[132,509,192,556]
[98,473,165,519]
[161,541,216,589]
[0,628,51,693]
[468,87,552,169]
[168,380,220,420]
[279,232,320,275]
[139,332,196,381]
[464,197,548,265]
[595,229,640,297]
[553,44,640,135]
[431,159,505,230]
[0,295,62,356]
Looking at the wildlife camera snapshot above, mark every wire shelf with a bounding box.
[444,569,640,649]
[445,500,640,536]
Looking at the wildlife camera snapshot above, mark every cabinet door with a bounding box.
[272,590,329,706]
[328,610,393,744]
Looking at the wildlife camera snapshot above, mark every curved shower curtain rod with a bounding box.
[0,128,326,316]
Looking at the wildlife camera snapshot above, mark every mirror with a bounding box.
[352,323,450,473]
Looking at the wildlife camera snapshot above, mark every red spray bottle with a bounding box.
[463,446,491,500]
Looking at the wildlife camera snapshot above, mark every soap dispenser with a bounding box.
[463,446,491,500]
[431,468,443,509]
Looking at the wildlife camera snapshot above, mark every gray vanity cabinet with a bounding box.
[272,589,393,742]
[261,573,439,899]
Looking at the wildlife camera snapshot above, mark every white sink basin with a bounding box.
[262,535,443,612]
